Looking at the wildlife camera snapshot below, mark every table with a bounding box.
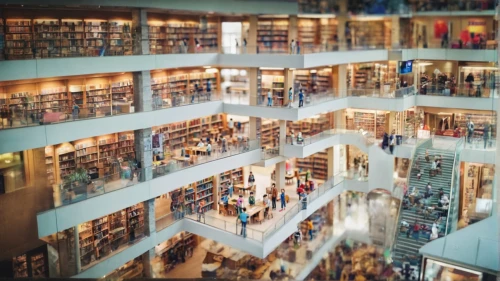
[171,156,190,167]
[245,203,268,224]
[187,146,208,155]
[285,174,295,184]
[234,184,254,194]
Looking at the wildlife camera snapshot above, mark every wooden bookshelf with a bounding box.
[296,150,328,180]
[109,209,127,248]
[149,24,167,54]
[0,19,5,60]
[287,113,332,136]
[13,254,28,278]
[55,145,76,184]
[86,84,111,117]
[108,21,132,56]
[260,119,280,147]
[195,23,218,49]
[92,215,110,260]
[320,18,338,49]
[111,79,133,102]
[346,20,385,48]
[294,69,333,94]
[36,86,69,111]
[5,19,33,60]
[74,139,98,172]
[85,20,108,57]
[45,146,55,186]
[33,19,61,58]
[118,132,135,157]
[194,176,215,213]
[78,221,94,267]
[128,202,145,240]
[61,19,85,57]
[298,19,318,46]
[69,85,85,106]
[257,19,288,53]
[261,73,285,106]
[156,232,198,272]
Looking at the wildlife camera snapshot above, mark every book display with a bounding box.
[293,69,333,94]
[148,20,218,54]
[102,257,144,281]
[45,146,55,186]
[345,110,389,138]
[346,20,385,48]
[155,232,198,274]
[5,19,33,60]
[0,19,5,60]
[78,204,145,268]
[86,84,111,117]
[260,119,280,147]
[319,18,338,49]
[260,73,285,106]
[219,167,244,195]
[257,19,288,53]
[61,19,85,57]
[194,176,215,213]
[85,20,108,56]
[296,150,328,180]
[111,79,134,114]
[287,113,332,136]
[454,113,496,138]
[298,19,318,47]
[12,246,49,278]
[33,19,61,58]
[108,21,132,56]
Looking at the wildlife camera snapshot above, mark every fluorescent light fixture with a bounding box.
[239,70,247,76]
[298,14,336,19]
[260,67,284,70]
[461,66,498,70]
[203,66,211,68]
[290,68,296,70]
[231,69,239,76]
[310,69,317,73]
[205,68,218,73]
[418,62,433,66]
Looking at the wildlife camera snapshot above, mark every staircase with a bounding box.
[393,145,455,264]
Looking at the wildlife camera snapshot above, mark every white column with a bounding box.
[275,161,286,191]
[288,15,298,52]
[337,16,347,51]
[133,71,153,112]
[248,67,259,140]
[391,15,400,48]
[134,128,153,181]
[132,9,149,55]
[338,64,347,96]
[284,69,293,105]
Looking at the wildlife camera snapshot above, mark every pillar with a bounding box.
[275,161,286,191]
[338,64,347,96]
[283,68,294,105]
[279,120,286,153]
[248,16,258,54]
[142,248,155,277]
[327,147,334,178]
[133,71,153,113]
[132,9,149,55]
[74,226,81,273]
[288,16,298,48]
[143,199,155,236]
[248,67,259,139]
[391,16,400,48]
[134,128,153,181]
[495,20,500,216]
[337,0,348,51]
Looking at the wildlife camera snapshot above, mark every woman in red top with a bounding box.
[413,221,420,241]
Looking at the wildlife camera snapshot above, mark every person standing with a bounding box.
[389,130,396,154]
[228,180,234,198]
[280,189,286,211]
[288,87,293,108]
[271,183,278,210]
[467,119,475,143]
[72,101,80,120]
[236,194,244,214]
[290,39,296,54]
[412,220,420,241]
[238,207,248,238]
[228,118,234,137]
[267,89,273,106]
[298,89,304,107]
[206,141,212,156]
[483,122,489,149]
[248,192,256,206]
[248,171,256,186]
[221,135,227,153]
[197,200,205,222]
[296,40,301,54]
[307,219,314,240]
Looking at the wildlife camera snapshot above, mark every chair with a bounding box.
[254,210,265,224]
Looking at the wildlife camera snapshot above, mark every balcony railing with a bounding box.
[223,90,338,108]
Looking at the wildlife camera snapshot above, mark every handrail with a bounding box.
[445,137,465,235]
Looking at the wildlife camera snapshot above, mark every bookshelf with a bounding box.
[118,132,135,157]
[257,19,289,53]
[149,24,167,54]
[196,23,218,49]
[109,209,128,248]
[69,85,85,106]
[128,202,145,240]
[108,21,132,56]
[45,146,55,186]
[287,113,332,136]
[78,221,94,267]
[74,139,98,174]
[189,72,217,95]
[33,19,61,58]
[319,18,338,49]
[85,20,108,56]
[261,73,285,106]
[111,80,133,102]
[0,19,5,60]
[346,20,385,48]
[86,84,111,117]
[98,135,119,177]
[194,176,215,213]
[36,86,69,111]
[5,19,33,60]
[294,69,332,94]
[30,252,46,278]
[296,150,328,180]
[260,119,280,147]
[92,215,110,260]
[56,145,76,184]
[13,254,28,278]
[61,19,85,57]
[346,110,389,138]
[156,232,198,273]
[298,19,318,46]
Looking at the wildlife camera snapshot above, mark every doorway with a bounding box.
[222,22,242,54]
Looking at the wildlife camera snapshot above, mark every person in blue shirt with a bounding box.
[288,87,293,108]
[238,207,249,238]
[298,89,304,108]
[221,192,229,212]
[280,189,286,211]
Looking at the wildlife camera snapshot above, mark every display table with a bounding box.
[187,146,208,155]
[234,184,254,194]
[43,112,66,123]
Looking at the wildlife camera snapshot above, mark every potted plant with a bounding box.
[63,168,88,193]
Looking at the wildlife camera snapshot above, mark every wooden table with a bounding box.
[187,146,208,155]
[171,156,190,167]
[285,174,295,184]
[234,184,254,194]
[245,203,268,224]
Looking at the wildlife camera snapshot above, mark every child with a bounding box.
[248,192,256,206]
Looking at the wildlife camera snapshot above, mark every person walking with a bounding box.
[288,87,293,108]
[206,141,212,156]
[267,89,273,106]
[228,118,234,137]
[238,207,248,238]
[206,79,212,100]
[236,194,244,214]
[197,200,205,222]
[271,183,278,210]
[298,89,304,107]
[228,180,234,198]
[412,220,420,241]
[296,40,301,54]
[280,188,286,211]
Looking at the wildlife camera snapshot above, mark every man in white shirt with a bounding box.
[197,140,204,147]
[228,118,234,137]
[206,142,212,156]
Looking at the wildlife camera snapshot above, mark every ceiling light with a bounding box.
[260,67,284,70]
[203,66,211,68]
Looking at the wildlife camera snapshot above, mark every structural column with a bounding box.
[288,15,298,52]
[327,147,334,178]
[248,67,259,139]
[283,68,294,105]
[338,64,347,97]
[248,16,258,54]
[132,9,150,55]
[142,249,155,278]
[336,0,348,51]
